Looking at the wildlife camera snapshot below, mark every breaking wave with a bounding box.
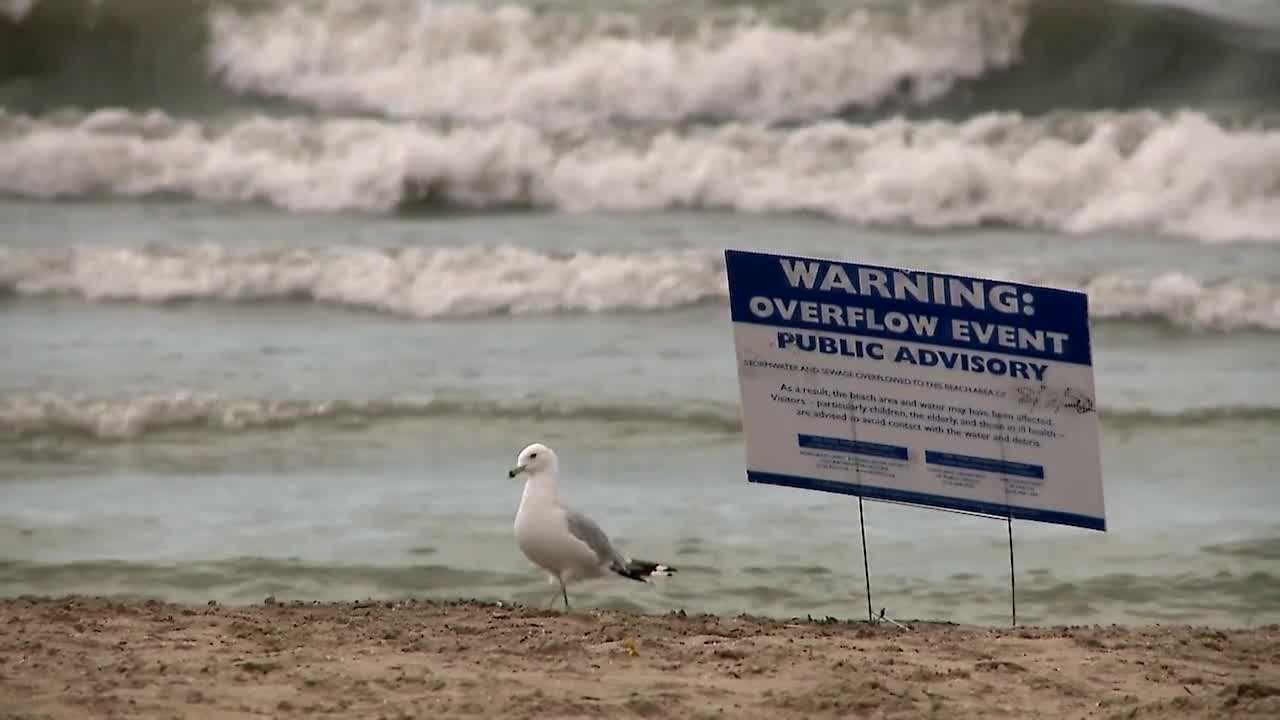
[204,0,1025,127]
[3,243,1279,332]
[2,391,1276,442]
[0,243,729,317]
[3,108,1280,242]
[0,392,745,441]
[6,0,1280,122]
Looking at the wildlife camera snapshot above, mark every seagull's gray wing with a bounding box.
[564,509,625,568]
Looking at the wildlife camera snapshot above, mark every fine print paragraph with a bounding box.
[770,381,1059,449]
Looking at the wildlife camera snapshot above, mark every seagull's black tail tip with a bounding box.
[614,559,677,583]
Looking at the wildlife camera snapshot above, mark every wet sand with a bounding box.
[1,596,1277,719]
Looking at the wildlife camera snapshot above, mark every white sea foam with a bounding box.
[2,108,1279,243]
[3,243,1278,333]
[0,243,728,317]
[0,392,744,440]
[1,390,1274,442]
[1070,272,1280,333]
[207,0,1027,126]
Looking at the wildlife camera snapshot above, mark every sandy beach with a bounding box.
[0,597,1275,719]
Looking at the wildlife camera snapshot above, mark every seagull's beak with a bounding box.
[508,464,526,479]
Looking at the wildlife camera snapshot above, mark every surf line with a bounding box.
[775,331,1048,381]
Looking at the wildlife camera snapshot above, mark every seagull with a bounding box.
[507,442,676,610]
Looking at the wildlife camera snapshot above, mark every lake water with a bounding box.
[2,0,1279,627]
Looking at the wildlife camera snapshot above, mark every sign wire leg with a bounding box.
[859,495,873,623]
[1007,514,1017,627]
[848,388,873,624]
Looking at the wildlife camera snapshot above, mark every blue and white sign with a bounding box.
[725,248,1106,532]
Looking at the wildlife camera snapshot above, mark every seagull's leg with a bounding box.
[561,580,570,612]
[544,574,561,609]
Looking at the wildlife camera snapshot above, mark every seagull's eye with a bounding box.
[530,452,538,459]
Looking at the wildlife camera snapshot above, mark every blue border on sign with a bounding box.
[798,434,910,460]
[746,470,1106,531]
[924,450,1044,479]
[724,248,1093,366]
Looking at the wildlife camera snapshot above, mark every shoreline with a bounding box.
[2,596,1277,719]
